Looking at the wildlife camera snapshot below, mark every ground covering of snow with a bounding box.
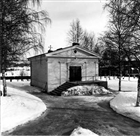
[1,77,140,133]
[0,84,46,133]
[100,77,140,123]
[100,76,138,92]
[70,126,99,136]
[110,92,140,122]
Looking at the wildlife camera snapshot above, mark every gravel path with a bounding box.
[3,82,140,136]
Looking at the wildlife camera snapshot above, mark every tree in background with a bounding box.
[67,19,83,45]
[95,36,108,56]
[123,0,140,107]
[0,0,51,96]
[104,0,140,106]
[81,31,96,51]
[104,0,134,91]
[67,19,96,52]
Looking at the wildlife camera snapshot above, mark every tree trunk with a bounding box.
[136,75,140,106]
[2,70,7,96]
[128,75,130,81]
[119,75,121,91]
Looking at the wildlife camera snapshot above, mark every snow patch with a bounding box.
[70,126,99,136]
[1,86,46,132]
[110,92,140,122]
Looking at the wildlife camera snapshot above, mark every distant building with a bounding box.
[0,58,30,76]
[28,44,100,93]
[5,66,30,77]
[99,61,140,77]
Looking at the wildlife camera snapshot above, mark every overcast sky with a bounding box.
[34,0,109,54]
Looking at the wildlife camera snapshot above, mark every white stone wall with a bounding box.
[47,58,67,92]
[47,58,99,92]
[31,56,47,91]
[86,59,99,81]
[29,46,99,93]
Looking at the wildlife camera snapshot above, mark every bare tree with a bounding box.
[104,0,134,91]
[104,0,140,106]
[81,31,96,51]
[0,0,51,96]
[67,19,96,51]
[67,19,83,45]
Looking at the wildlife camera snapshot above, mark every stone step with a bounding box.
[49,82,78,96]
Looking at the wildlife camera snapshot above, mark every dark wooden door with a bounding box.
[69,66,81,81]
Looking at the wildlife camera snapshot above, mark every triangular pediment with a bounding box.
[45,45,100,58]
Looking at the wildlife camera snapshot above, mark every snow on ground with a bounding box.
[0,84,46,132]
[70,126,99,136]
[99,76,138,92]
[101,77,140,123]
[0,77,140,133]
[110,92,140,123]
[103,77,140,122]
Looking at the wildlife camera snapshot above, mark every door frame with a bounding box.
[69,66,82,82]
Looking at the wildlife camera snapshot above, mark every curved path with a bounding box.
[4,82,140,136]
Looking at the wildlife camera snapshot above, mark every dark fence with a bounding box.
[0,76,30,81]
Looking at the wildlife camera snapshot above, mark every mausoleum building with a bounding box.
[28,44,100,93]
